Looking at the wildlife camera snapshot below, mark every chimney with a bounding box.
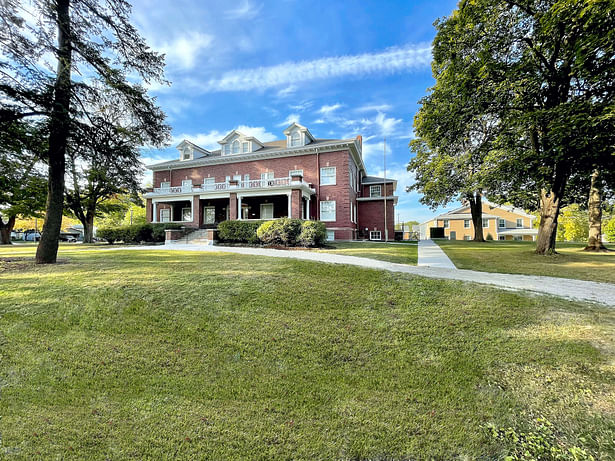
[356,135,363,157]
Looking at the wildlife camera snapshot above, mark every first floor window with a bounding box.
[320,200,336,221]
[464,219,470,228]
[464,235,472,240]
[182,207,192,221]
[260,203,274,219]
[320,167,336,185]
[498,218,506,228]
[370,185,382,197]
[482,218,489,228]
[443,219,449,229]
[160,208,170,223]
[499,236,506,241]
[370,231,381,241]
[517,218,523,228]
[326,230,335,241]
[514,235,523,241]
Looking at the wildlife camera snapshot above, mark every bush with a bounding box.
[257,218,302,246]
[297,220,327,247]
[151,223,183,242]
[218,220,264,244]
[97,223,182,244]
[97,226,119,244]
[604,217,615,243]
[486,233,494,240]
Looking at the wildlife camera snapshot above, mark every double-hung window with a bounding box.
[498,218,506,228]
[516,218,523,228]
[370,185,382,197]
[202,177,215,190]
[370,231,381,241]
[242,142,249,153]
[320,200,336,222]
[482,218,489,228]
[443,219,449,229]
[160,181,170,190]
[464,219,470,228]
[320,167,336,185]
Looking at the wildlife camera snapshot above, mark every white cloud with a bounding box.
[276,85,297,98]
[159,32,214,70]
[356,103,393,112]
[313,119,326,124]
[234,125,277,142]
[171,125,277,149]
[288,100,313,111]
[190,44,432,93]
[277,113,300,127]
[372,112,402,136]
[318,103,342,115]
[226,0,263,19]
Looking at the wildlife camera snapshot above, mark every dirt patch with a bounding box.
[0,257,70,273]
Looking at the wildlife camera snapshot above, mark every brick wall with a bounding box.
[357,199,395,239]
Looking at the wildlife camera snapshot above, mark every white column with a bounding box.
[237,195,243,220]
[152,202,158,223]
[287,193,292,218]
[306,196,311,220]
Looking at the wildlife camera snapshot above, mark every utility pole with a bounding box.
[383,138,388,242]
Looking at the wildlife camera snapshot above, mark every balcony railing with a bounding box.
[152,177,311,195]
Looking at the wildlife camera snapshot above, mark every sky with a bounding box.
[133,0,461,223]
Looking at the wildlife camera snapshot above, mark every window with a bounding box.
[160,208,170,223]
[320,200,336,221]
[514,235,523,241]
[326,230,335,241]
[181,179,192,192]
[289,169,303,177]
[203,207,215,224]
[443,219,449,229]
[320,167,336,185]
[516,218,523,228]
[242,142,249,153]
[370,231,381,241]
[244,174,250,183]
[499,236,506,241]
[290,131,301,147]
[464,219,470,228]
[464,235,472,240]
[498,218,506,228]
[223,144,230,155]
[160,181,170,190]
[232,140,240,154]
[370,185,382,197]
[260,203,274,219]
[261,171,274,186]
[182,207,192,221]
[182,148,191,160]
[482,218,489,228]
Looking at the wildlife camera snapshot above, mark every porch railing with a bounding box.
[152,177,310,195]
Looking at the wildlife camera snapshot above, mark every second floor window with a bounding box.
[482,218,489,228]
[320,167,336,185]
[464,219,470,228]
[443,219,449,229]
[517,218,523,228]
[370,185,382,197]
[498,218,506,228]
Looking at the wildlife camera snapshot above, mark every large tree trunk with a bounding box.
[468,191,484,242]
[535,180,566,255]
[82,213,95,243]
[584,168,607,252]
[36,0,72,264]
[0,215,16,245]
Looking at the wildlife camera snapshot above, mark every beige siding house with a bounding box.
[417,200,538,241]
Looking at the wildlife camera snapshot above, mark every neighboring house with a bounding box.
[144,123,398,241]
[417,200,538,241]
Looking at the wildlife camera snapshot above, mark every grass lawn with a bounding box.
[1,245,614,459]
[317,241,418,265]
[436,240,615,284]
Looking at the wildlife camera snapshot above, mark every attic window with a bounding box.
[223,144,230,155]
[182,147,191,160]
[232,140,240,154]
[242,141,249,153]
[290,131,301,147]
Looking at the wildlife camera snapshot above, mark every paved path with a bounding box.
[112,243,615,307]
[418,239,456,269]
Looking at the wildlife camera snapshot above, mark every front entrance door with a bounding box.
[450,231,456,240]
[203,206,215,225]
[260,203,273,219]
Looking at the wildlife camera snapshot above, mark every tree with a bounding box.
[558,204,587,242]
[604,217,615,244]
[419,0,615,254]
[0,0,169,263]
[0,121,47,244]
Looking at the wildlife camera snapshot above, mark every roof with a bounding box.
[147,138,364,172]
[435,213,499,219]
[361,176,396,184]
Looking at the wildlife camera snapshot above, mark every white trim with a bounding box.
[369,231,381,241]
[320,166,336,186]
[320,200,336,222]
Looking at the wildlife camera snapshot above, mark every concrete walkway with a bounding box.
[418,239,456,269]
[112,243,615,307]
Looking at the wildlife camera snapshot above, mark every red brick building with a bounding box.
[145,123,397,241]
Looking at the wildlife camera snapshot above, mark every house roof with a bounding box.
[361,175,396,184]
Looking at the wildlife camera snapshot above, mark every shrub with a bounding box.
[257,218,302,246]
[97,223,182,244]
[97,226,119,244]
[486,233,494,240]
[604,217,615,243]
[218,220,264,244]
[297,220,327,247]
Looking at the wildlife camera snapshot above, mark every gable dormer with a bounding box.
[218,130,264,156]
[177,140,210,161]
[283,123,315,148]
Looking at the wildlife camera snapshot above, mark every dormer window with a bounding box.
[242,141,249,153]
[232,140,240,154]
[181,147,192,161]
[290,131,301,147]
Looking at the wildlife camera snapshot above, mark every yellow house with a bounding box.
[417,200,537,241]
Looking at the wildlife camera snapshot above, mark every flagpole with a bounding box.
[383,137,388,242]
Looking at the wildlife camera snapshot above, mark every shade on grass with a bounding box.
[318,241,418,265]
[436,240,615,284]
[0,245,614,459]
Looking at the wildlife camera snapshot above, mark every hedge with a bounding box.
[297,220,327,247]
[97,223,182,244]
[257,218,302,246]
[217,220,264,244]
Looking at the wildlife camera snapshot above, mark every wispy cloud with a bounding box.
[159,32,214,70]
[189,44,432,93]
[277,113,301,127]
[225,0,263,19]
[356,103,393,112]
[318,103,342,115]
[276,85,297,98]
[171,125,277,149]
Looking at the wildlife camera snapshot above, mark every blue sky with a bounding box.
[133,0,460,223]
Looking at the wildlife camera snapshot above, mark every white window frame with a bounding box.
[160,208,170,223]
[320,200,336,222]
[516,218,523,228]
[370,185,382,197]
[320,167,336,186]
[464,219,470,228]
[182,149,191,161]
[289,169,303,177]
[223,144,230,155]
[160,181,170,190]
[482,218,489,228]
[290,131,301,147]
[498,218,506,228]
[370,231,381,241]
[232,140,240,154]
[181,179,192,192]
[202,177,215,190]
[443,219,449,229]
[326,230,335,241]
[242,141,249,153]
[203,206,216,224]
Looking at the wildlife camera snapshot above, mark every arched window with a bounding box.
[232,140,240,154]
[290,131,301,147]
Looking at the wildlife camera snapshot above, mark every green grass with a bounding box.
[1,245,614,459]
[436,240,615,284]
[317,241,418,265]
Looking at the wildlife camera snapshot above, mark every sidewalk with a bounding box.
[111,243,615,306]
[417,239,456,269]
